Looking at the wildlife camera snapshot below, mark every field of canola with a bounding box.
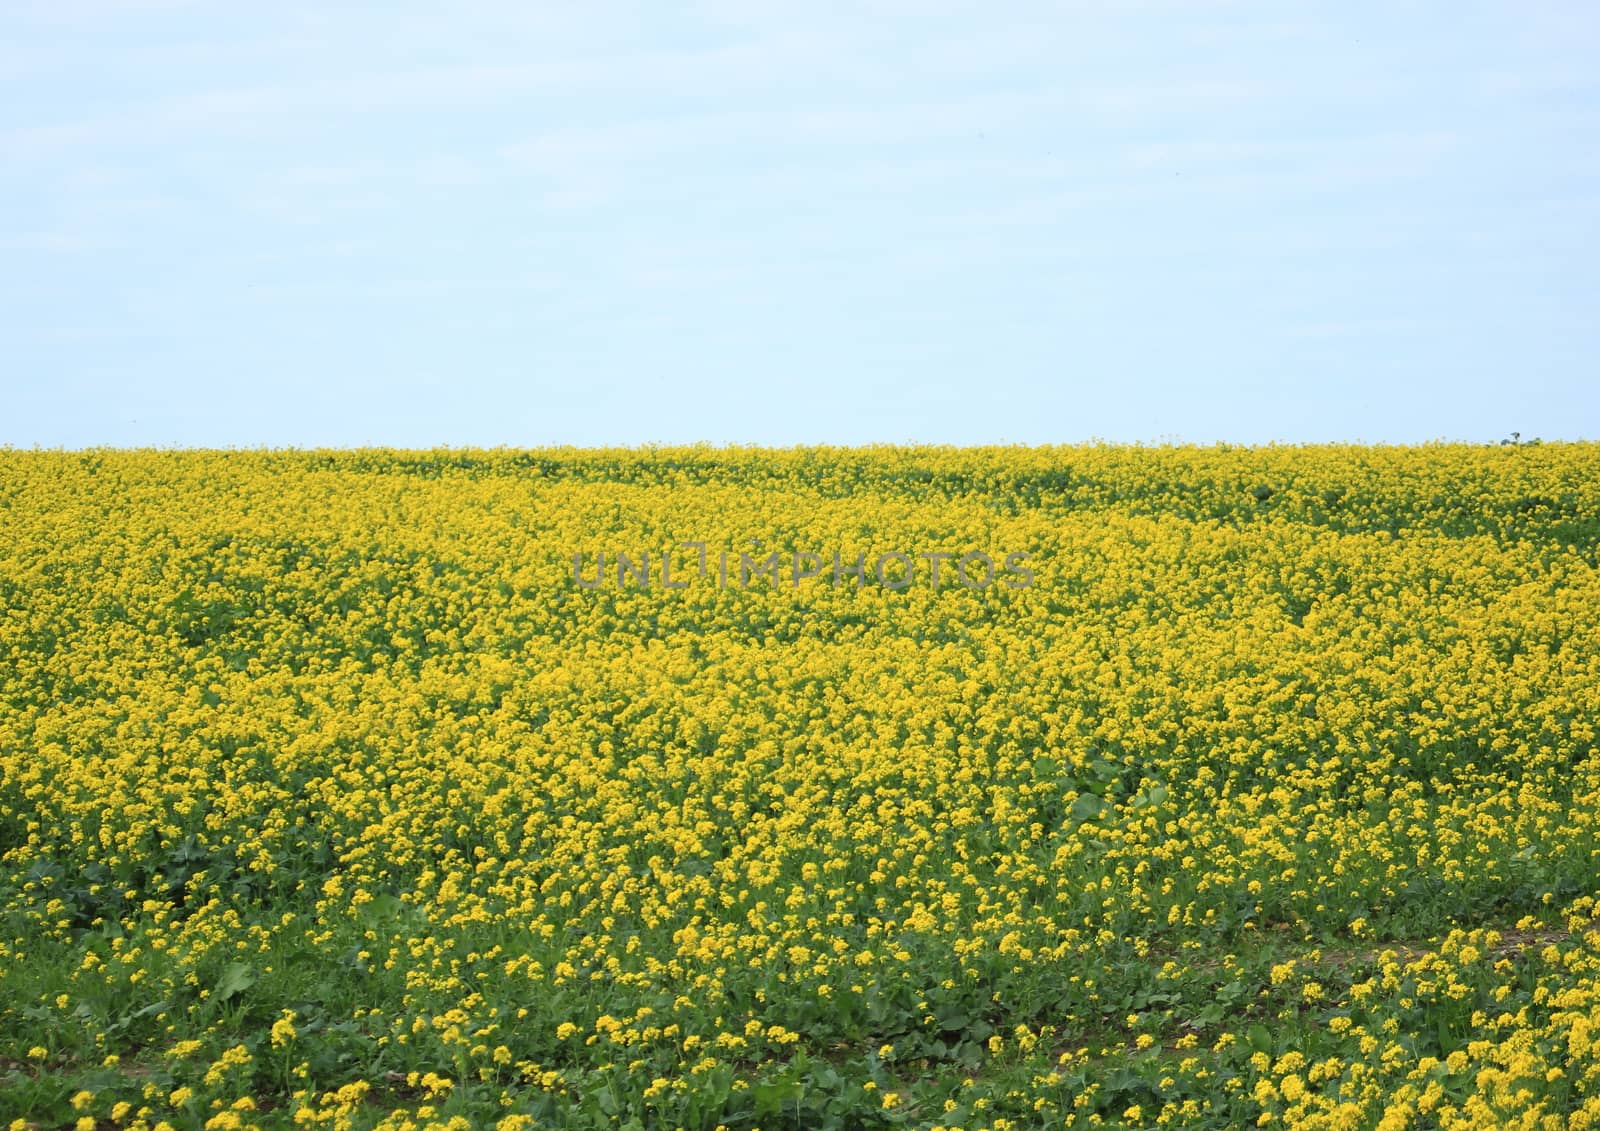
[3,443,1600,1131]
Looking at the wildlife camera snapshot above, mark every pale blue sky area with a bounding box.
[3,2,1597,448]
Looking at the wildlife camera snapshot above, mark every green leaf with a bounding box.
[754,1080,803,1115]
[213,962,256,1002]
[1070,794,1106,822]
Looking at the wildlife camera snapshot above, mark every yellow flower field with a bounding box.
[2,444,1599,1130]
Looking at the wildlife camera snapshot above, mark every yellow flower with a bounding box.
[270,1011,298,1048]
[4,444,1600,1129]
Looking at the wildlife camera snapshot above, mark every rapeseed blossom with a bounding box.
[1,444,1598,1128]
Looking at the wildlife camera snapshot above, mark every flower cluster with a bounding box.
[0,443,1597,1129]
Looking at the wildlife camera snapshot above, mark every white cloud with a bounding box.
[0,230,107,252]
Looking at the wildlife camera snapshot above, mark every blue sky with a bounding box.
[3,1,1596,448]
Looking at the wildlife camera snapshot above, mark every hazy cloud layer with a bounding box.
[2,1,1597,446]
